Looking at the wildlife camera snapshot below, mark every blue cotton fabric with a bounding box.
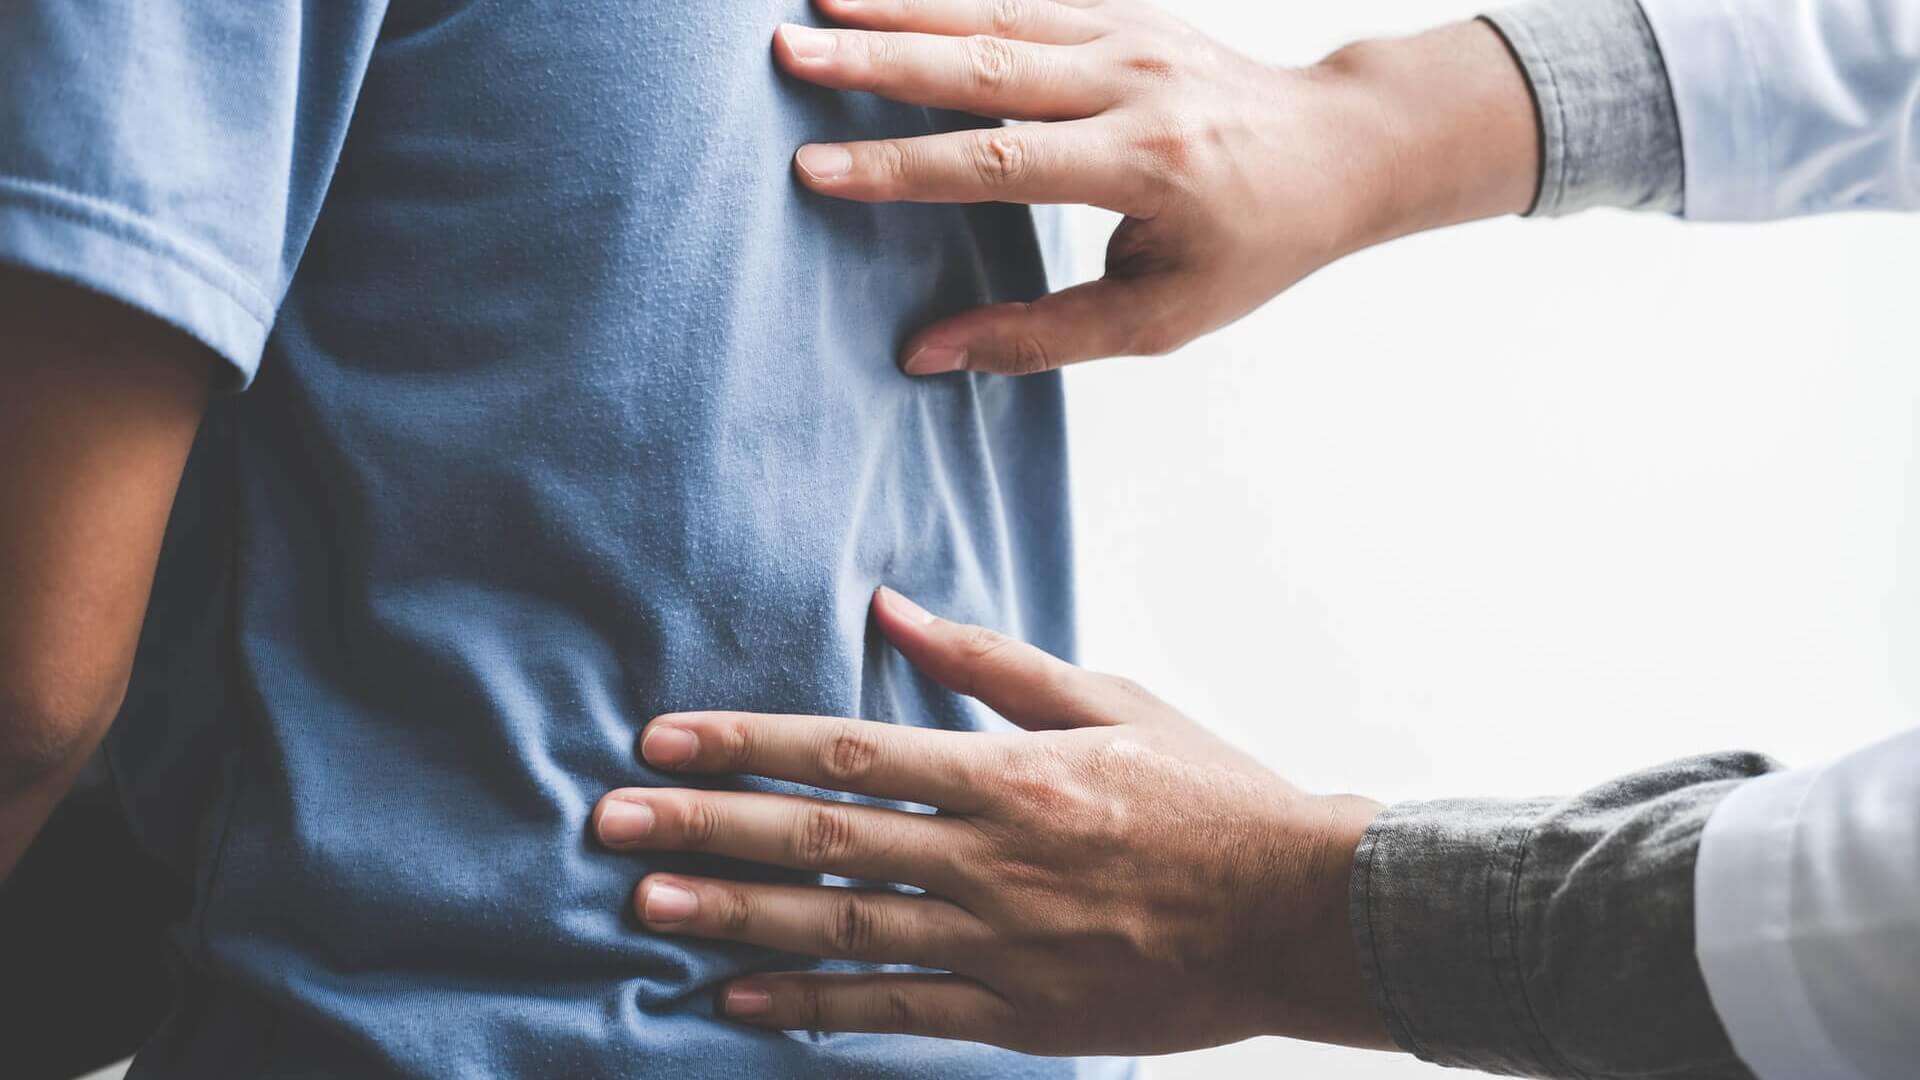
[0,3,1124,1077]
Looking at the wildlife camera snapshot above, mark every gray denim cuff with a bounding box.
[1350,753,1777,1078]
[1483,0,1684,216]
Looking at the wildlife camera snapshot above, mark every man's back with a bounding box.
[0,2,1112,1075]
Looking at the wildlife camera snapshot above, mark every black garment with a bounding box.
[2,762,186,1080]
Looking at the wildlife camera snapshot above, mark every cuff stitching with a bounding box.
[0,175,275,324]
[1536,31,1573,214]
[1499,15,1571,215]
[1359,821,1428,1060]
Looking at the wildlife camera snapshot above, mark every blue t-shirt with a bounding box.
[0,4,1126,1077]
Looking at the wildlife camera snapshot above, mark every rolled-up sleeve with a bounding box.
[1350,753,1777,1078]
[1483,0,1686,217]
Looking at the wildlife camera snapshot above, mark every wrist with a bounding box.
[1312,20,1542,250]
[1260,792,1394,1050]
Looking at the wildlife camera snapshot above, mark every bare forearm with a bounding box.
[1315,20,1542,251]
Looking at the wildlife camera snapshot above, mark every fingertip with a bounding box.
[902,344,968,376]
[794,144,854,184]
[872,588,959,677]
[637,876,698,925]
[593,790,639,823]
[775,22,838,65]
[641,722,700,769]
[595,793,657,847]
[873,587,938,629]
[721,983,774,1020]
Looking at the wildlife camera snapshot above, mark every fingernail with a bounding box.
[643,881,698,924]
[781,25,836,62]
[598,800,655,845]
[643,725,699,768]
[795,144,853,181]
[903,346,968,376]
[724,985,773,1018]
[877,587,938,626]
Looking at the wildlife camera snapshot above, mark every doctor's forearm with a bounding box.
[1311,0,1685,259]
[1350,754,1775,1077]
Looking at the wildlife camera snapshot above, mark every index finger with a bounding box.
[774,25,1115,122]
[813,0,1105,45]
[640,711,1007,813]
[795,120,1157,217]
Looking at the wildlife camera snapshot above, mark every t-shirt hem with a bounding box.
[0,176,273,389]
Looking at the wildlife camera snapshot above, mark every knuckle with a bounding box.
[793,803,855,867]
[882,984,920,1032]
[963,34,1020,93]
[1124,48,1178,83]
[1034,978,1097,1019]
[712,886,754,934]
[1135,118,1196,179]
[968,131,1030,189]
[956,625,1018,698]
[1002,335,1052,376]
[960,625,1014,666]
[985,741,1033,792]
[796,980,832,1028]
[998,744,1065,809]
[825,891,881,957]
[873,139,914,192]
[714,718,756,770]
[677,797,723,848]
[854,31,895,85]
[821,722,880,787]
[987,0,1028,38]
[1077,792,1134,851]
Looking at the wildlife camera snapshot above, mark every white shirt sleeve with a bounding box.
[1694,727,1920,1079]
[1635,0,1920,220]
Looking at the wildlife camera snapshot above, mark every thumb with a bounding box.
[870,587,1116,731]
[900,277,1171,377]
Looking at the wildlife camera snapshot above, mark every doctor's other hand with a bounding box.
[593,588,1391,1056]
[773,1,1539,375]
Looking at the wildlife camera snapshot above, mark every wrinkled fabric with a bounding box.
[1351,754,1775,1078]
[0,3,1124,1077]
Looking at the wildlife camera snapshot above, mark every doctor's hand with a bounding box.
[774,1,1539,375]
[593,588,1390,1056]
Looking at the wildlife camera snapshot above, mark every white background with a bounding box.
[82,3,1919,1079]
[1061,2,1920,1077]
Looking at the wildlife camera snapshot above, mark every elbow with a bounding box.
[0,679,125,796]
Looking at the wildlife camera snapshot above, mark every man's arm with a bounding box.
[1352,758,1770,1078]
[578,590,1776,1075]
[0,268,211,880]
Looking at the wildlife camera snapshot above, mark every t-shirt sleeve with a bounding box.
[0,3,387,388]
